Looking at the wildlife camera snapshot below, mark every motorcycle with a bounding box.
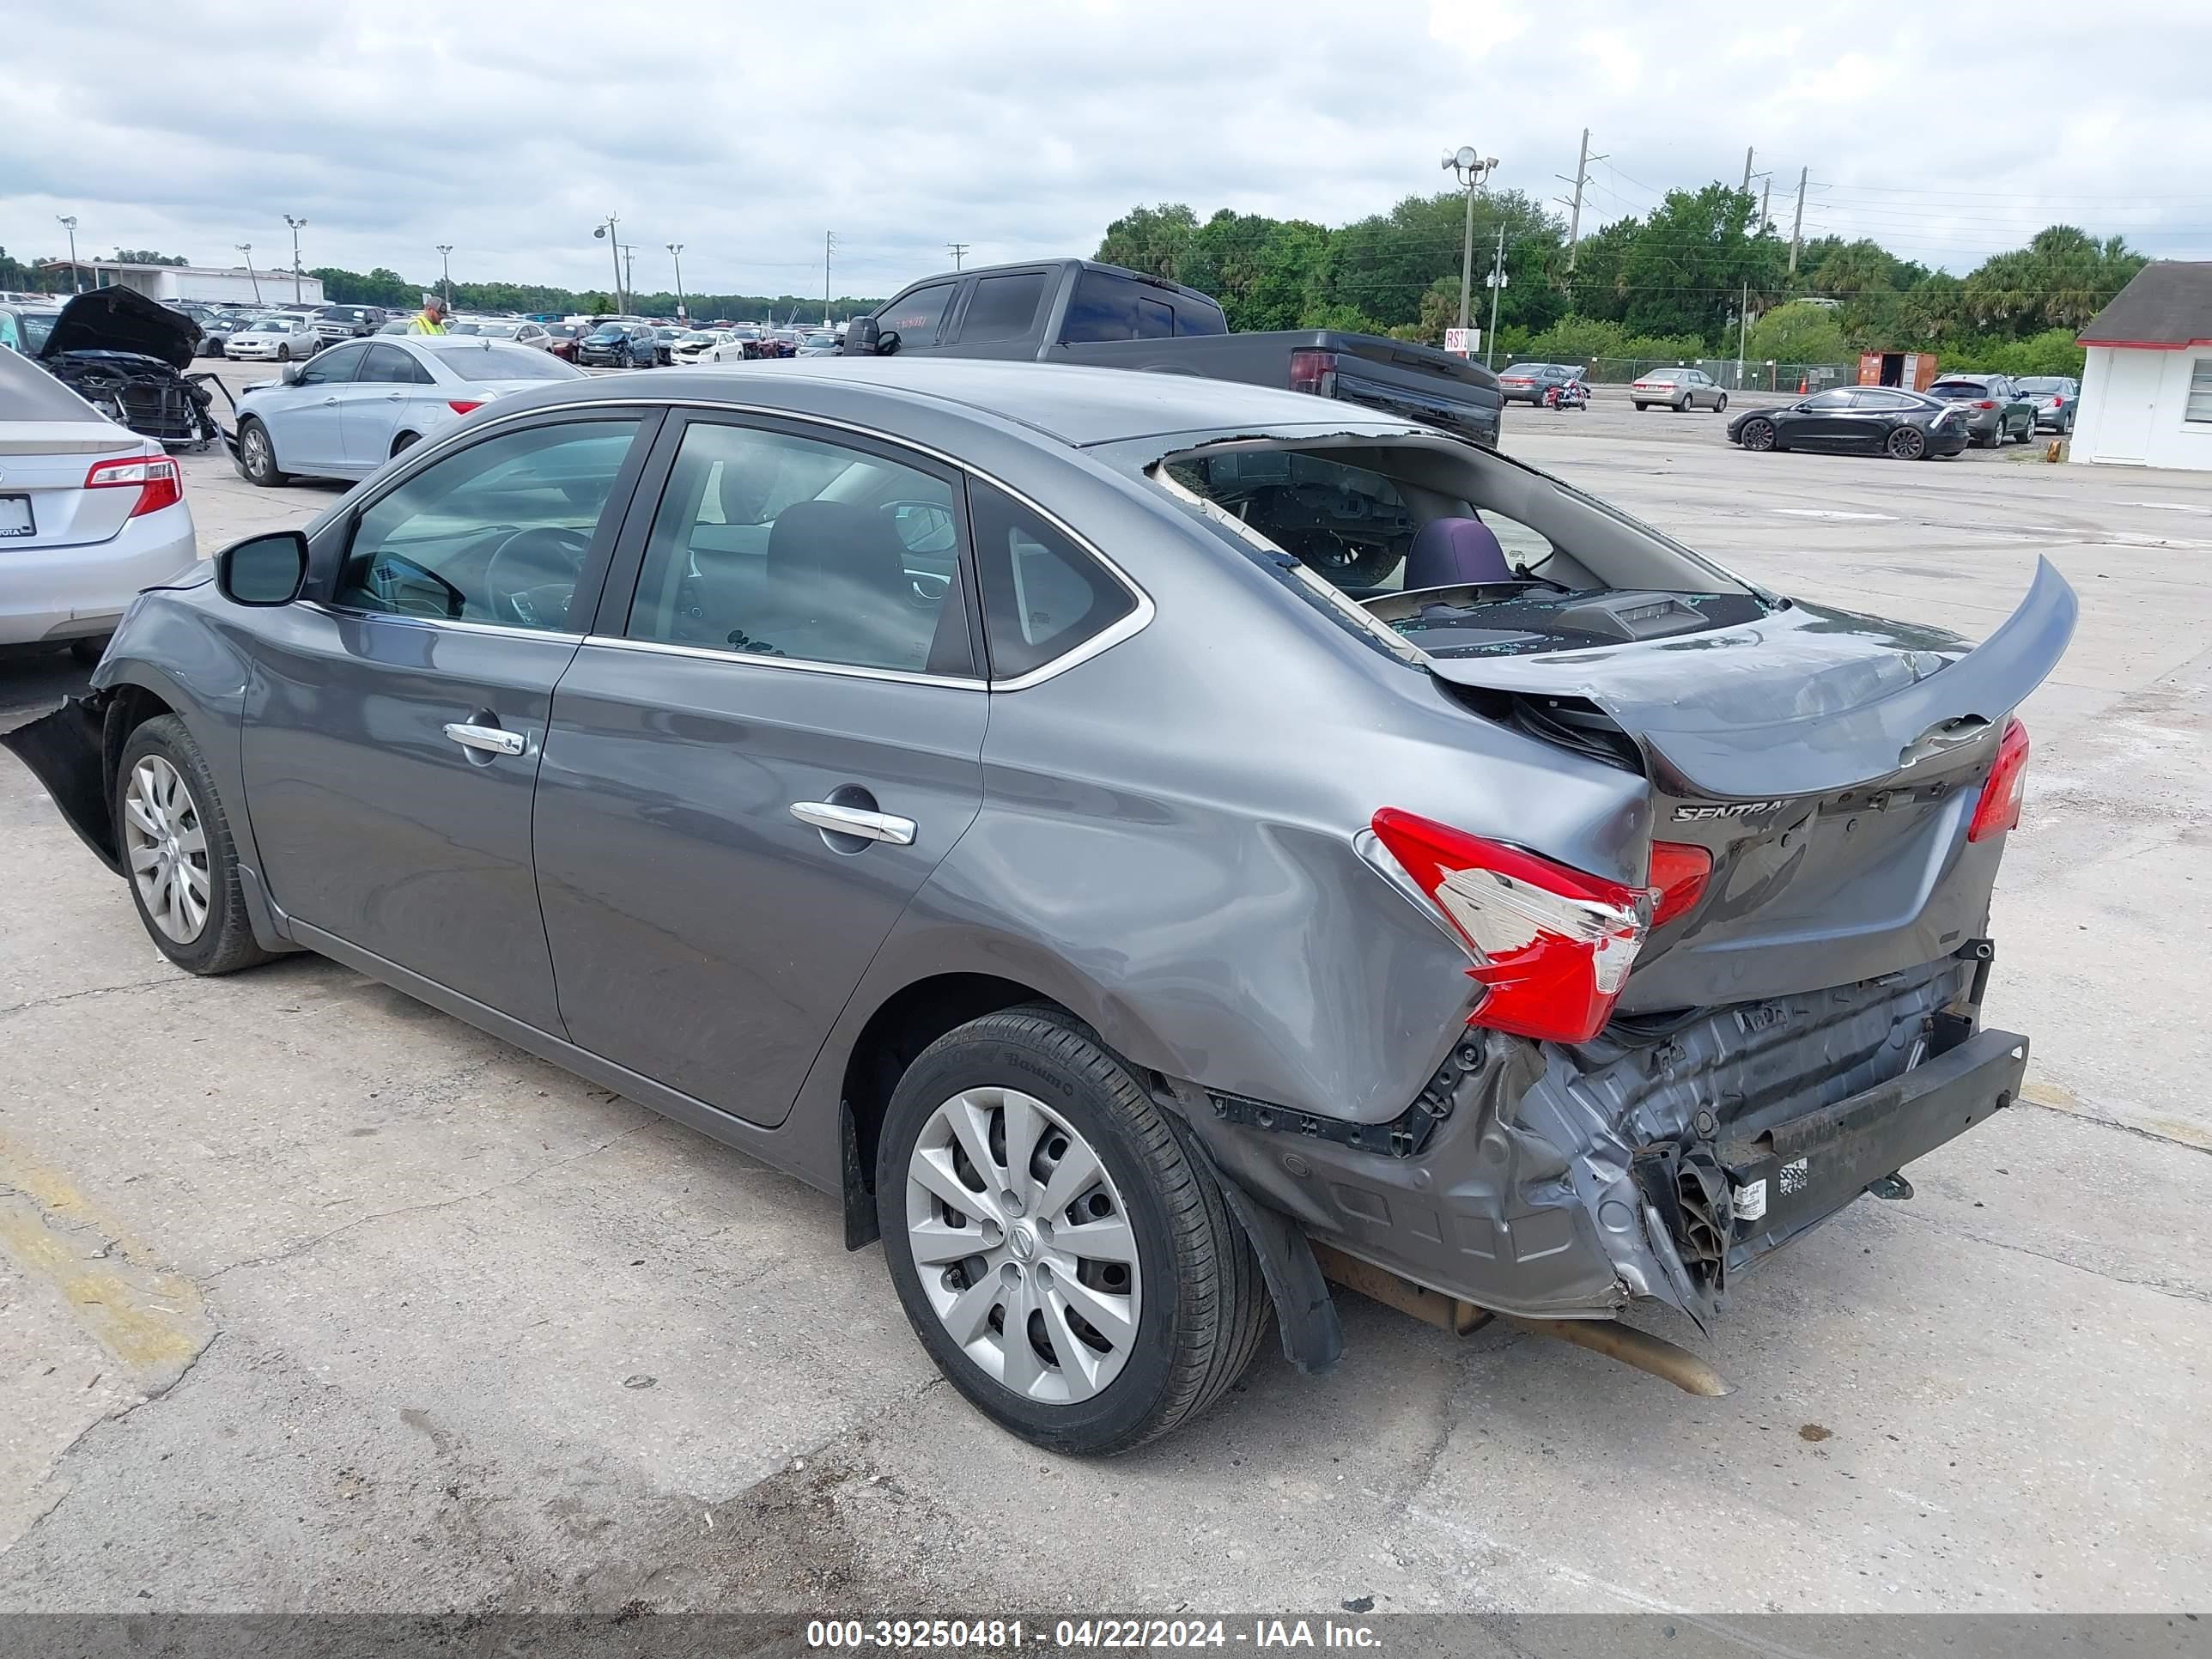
[1542,378,1590,411]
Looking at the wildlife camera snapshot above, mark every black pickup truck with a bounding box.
[841,258,1502,447]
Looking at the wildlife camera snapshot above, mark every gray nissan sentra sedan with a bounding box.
[5,360,2074,1454]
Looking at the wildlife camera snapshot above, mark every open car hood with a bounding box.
[1423,557,2077,799]
[40,288,201,370]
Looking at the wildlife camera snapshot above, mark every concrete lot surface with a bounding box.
[2,375,2208,1616]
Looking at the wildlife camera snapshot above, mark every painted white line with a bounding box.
[2109,501,2212,515]
[1774,508,1897,521]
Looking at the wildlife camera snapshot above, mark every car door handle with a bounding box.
[789,801,916,846]
[322,397,339,405]
[386,392,404,400]
[443,722,527,757]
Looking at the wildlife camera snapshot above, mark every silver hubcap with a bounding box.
[245,429,268,471]
[905,1086,1140,1406]
[123,757,210,944]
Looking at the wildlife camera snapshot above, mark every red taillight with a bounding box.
[1648,841,1713,927]
[447,399,486,415]
[83,454,182,518]
[1967,718,2030,842]
[1370,808,1651,1044]
[1288,349,1337,397]
[1973,399,1996,410]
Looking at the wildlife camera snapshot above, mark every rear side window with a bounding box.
[969,480,1136,679]
[1135,296,1173,339]
[1172,299,1224,337]
[362,343,433,385]
[957,272,1047,343]
[1061,270,1139,343]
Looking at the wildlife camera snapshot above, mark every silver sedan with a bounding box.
[231,334,586,484]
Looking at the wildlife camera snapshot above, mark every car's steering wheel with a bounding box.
[483,526,592,629]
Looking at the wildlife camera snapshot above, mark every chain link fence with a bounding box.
[1495,353,1858,393]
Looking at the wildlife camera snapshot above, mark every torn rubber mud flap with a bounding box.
[2,696,120,873]
[1425,556,2077,799]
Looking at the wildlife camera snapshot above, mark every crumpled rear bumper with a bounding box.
[1,694,120,874]
[1186,953,2019,1328]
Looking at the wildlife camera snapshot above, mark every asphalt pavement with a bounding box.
[2,377,2207,1618]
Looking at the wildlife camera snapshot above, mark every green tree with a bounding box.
[1563,216,1640,325]
[1620,185,1787,343]
[1748,301,1850,366]
[1095,204,1200,280]
[111,249,189,266]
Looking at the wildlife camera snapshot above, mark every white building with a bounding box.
[38,260,324,307]
[2069,261,2212,470]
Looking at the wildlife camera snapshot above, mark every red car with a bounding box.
[541,322,586,363]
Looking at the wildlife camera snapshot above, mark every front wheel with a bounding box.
[115,716,276,975]
[237,418,287,487]
[1714,393,1729,413]
[1886,425,1928,461]
[878,1006,1269,1455]
[276,344,291,362]
[1739,417,1777,452]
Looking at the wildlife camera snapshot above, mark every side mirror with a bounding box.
[842,316,881,356]
[280,362,301,385]
[216,531,309,607]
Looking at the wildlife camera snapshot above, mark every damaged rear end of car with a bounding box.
[1139,427,2069,1381]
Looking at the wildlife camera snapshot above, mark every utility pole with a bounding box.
[1741,147,1754,194]
[1736,280,1749,386]
[1554,129,1604,273]
[435,245,453,307]
[57,216,81,291]
[1788,166,1809,275]
[619,245,636,307]
[666,243,685,320]
[1760,177,1771,230]
[236,244,261,303]
[1485,222,1506,368]
[283,213,307,301]
[824,231,837,322]
[946,242,969,270]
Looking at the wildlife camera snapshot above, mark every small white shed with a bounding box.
[2069,261,2212,470]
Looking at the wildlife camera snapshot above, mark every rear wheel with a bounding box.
[115,716,276,976]
[238,418,287,487]
[1673,396,1688,411]
[1739,417,1777,453]
[1886,425,1927,461]
[1632,401,1648,411]
[390,431,419,459]
[878,1006,1269,1455]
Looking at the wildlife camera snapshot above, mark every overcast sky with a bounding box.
[9,1,2209,300]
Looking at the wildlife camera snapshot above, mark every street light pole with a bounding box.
[1439,147,1498,335]
[57,216,81,292]
[666,243,685,320]
[236,244,261,303]
[1485,222,1506,368]
[435,245,453,307]
[283,213,307,302]
[593,216,623,312]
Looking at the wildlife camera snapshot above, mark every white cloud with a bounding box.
[6,0,2208,300]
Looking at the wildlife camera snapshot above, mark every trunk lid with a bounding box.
[0,422,149,548]
[1422,559,2076,1011]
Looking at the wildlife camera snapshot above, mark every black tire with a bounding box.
[877,1006,1270,1455]
[1673,397,1687,412]
[1739,417,1777,453]
[1886,425,1927,461]
[276,344,291,363]
[114,715,276,976]
[1974,424,1997,449]
[1632,402,1648,411]
[237,417,287,487]
[1714,393,1728,413]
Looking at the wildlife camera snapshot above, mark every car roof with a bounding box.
[499,356,1419,448]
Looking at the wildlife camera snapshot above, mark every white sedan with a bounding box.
[451,317,554,349]
[222,313,322,362]
[669,328,734,364]
[0,348,199,652]
[231,335,587,486]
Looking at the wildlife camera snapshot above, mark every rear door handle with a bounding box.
[444,722,526,757]
[789,801,916,845]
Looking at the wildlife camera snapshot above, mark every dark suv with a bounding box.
[575,320,656,368]
[308,305,387,349]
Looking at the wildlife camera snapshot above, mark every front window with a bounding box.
[880,284,955,349]
[334,419,642,630]
[623,420,970,676]
[2188,359,2212,424]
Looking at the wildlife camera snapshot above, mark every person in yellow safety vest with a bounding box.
[408,294,450,334]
